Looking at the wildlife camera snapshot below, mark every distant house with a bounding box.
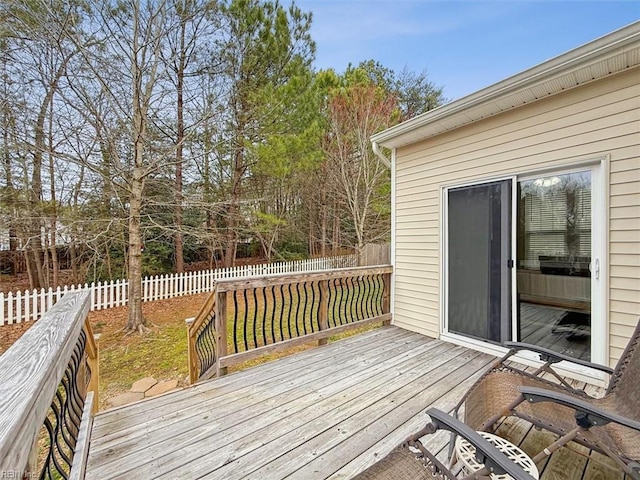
[371,22,640,383]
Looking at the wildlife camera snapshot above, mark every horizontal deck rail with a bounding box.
[0,291,99,479]
[187,265,392,383]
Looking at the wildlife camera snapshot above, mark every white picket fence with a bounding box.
[0,255,356,326]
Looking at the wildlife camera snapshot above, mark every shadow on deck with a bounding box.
[85,326,625,479]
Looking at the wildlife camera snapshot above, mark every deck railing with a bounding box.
[186,265,392,383]
[0,291,99,479]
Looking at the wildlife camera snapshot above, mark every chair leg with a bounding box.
[531,425,583,464]
[447,431,457,468]
[529,425,638,479]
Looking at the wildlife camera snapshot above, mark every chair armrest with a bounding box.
[503,341,614,375]
[425,408,535,480]
[518,386,640,432]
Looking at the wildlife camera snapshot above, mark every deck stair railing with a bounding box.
[0,291,99,480]
[187,265,392,383]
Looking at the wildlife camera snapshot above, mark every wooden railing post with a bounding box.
[382,272,392,326]
[88,334,100,414]
[185,317,196,384]
[215,291,228,377]
[84,317,100,414]
[318,280,329,346]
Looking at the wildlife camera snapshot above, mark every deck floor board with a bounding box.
[86,326,625,480]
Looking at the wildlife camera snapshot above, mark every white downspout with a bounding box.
[372,141,391,168]
[371,140,394,327]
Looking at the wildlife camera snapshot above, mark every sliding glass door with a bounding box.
[445,167,598,362]
[516,171,592,360]
[447,180,512,344]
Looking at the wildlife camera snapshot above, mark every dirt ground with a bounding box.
[0,322,34,355]
[0,294,207,352]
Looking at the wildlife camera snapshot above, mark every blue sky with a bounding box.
[297,1,640,101]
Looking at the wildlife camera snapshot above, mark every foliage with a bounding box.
[0,0,446,321]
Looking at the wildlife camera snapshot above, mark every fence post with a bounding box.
[16,291,22,324]
[7,292,13,325]
[215,290,228,377]
[23,291,29,324]
[318,280,329,346]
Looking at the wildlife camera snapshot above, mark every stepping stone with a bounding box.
[145,379,179,398]
[131,377,157,393]
[109,391,144,408]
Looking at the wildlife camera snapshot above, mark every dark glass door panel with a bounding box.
[448,181,511,344]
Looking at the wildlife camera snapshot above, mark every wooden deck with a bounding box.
[85,326,625,479]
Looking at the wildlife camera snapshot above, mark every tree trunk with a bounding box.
[174,11,186,273]
[48,95,58,287]
[23,249,34,288]
[28,59,69,289]
[332,201,340,255]
[126,167,146,332]
[69,164,84,284]
[69,241,79,284]
[320,187,327,257]
[126,3,151,332]
[29,235,45,289]
[42,232,50,288]
[2,96,17,275]
[224,140,244,267]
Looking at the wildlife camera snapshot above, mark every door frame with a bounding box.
[442,176,514,344]
[440,158,608,381]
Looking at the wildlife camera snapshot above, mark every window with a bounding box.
[518,172,591,273]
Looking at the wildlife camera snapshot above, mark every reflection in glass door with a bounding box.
[516,171,592,360]
[447,181,512,344]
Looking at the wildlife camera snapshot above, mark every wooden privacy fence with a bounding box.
[1,255,357,325]
[186,265,392,384]
[358,243,391,266]
[0,291,99,479]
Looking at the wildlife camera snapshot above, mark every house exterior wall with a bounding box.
[393,67,640,367]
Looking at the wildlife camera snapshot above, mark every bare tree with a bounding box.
[56,0,174,332]
[162,0,218,272]
[324,83,397,253]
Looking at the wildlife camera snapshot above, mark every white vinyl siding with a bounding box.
[393,68,640,366]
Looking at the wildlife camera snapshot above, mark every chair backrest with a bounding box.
[607,319,640,418]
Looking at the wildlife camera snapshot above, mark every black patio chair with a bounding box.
[353,408,535,480]
[453,319,640,479]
